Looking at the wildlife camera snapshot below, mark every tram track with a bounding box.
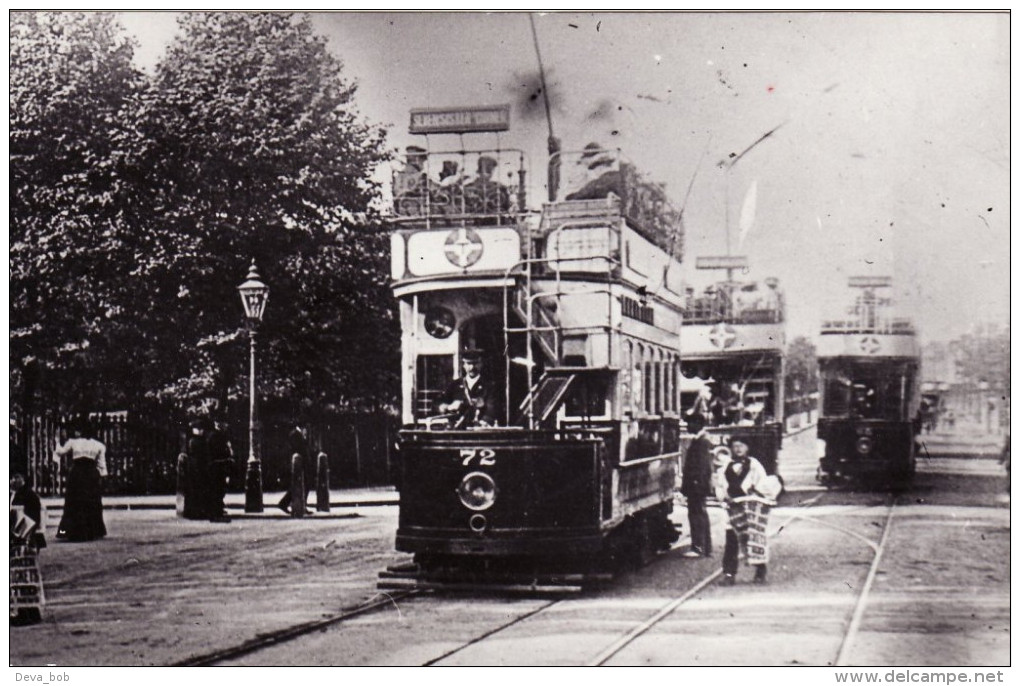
[174,590,419,666]
[585,495,899,666]
[175,496,901,667]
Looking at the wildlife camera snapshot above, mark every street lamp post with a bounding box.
[238,261,269,513]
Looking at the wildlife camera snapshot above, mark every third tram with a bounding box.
[816,276,921,487]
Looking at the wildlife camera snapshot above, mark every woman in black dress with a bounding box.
[53,421,108,542]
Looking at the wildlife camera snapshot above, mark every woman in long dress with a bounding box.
[53,422,108,542]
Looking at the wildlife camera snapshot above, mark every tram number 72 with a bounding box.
[460,448,497,467]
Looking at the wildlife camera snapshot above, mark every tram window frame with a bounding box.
[654,350,664,416]
[622,339,634,416]
[643,351,653,416]
[669,355,679,414]
[633,343,645,415]
[562,372,613,420]
[415,354,455,419]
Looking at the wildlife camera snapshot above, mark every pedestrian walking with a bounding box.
[52,420,108,542]
[680,413,713,558]
[713,437,781,585]
[277,420,313,514]
[206,415,234,523]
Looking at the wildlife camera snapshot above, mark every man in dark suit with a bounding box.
[680,413,714,558]
[438,350,500,428]
[206,415,234,523]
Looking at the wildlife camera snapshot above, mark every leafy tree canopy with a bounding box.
[785,336,819,398]
[11,12,397,417]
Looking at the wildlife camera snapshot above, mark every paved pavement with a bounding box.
[40,486,399,513]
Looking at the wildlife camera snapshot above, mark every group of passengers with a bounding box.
[394,146,511,215]
[685,282,783,322]
[688,382,765,427]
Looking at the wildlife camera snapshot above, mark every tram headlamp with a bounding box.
[458,471,496,511]
[856,437,873,455]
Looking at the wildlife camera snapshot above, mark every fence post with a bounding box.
[290,453,306,518]
[316,452,330,512]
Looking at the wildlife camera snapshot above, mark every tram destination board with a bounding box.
[409,105,511,134]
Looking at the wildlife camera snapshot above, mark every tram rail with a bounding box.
[174,590,419,667]
[172,495,900,667]
[585,496,900,666]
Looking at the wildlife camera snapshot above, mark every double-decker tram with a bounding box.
[816,277,921,487]
[679,256,786,479]
[381,105,689,590]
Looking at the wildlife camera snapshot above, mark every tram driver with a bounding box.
[437,350,501,428]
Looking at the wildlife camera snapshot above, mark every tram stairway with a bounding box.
[510,281,561,366]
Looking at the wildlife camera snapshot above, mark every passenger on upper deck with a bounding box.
[463,156,510,214]
[438,160,462,188]
[437,350,502,428]
[565,143,630,203]
[394,145,429,198]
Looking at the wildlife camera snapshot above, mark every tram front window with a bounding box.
[432,352,503,429]
[680,361,777,428]
[823,370,908,421]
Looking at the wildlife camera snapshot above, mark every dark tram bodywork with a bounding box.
[816,278,921,487]
[396,425,675,559]
[679,268,787,478]
[386,126,688,576]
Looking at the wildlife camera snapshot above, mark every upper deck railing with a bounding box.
[819,318,916,335]
[389,148,526,228]
[819,289,915,335]
[684,280,785,325]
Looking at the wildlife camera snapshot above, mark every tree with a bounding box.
[785,336,819,403]
[10,11,399,417]
[128,12,396,413]
[10,11,144,412]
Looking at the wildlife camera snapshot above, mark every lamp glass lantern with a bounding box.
[238,263,269,322]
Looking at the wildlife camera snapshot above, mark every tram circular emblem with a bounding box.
[860,336,881,354]
[708,323,737,349]
[444,228,484,269]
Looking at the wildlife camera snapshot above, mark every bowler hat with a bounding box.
[461,349,485,362]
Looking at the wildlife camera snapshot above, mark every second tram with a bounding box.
[816,277,921,487]
[679,258,786,478]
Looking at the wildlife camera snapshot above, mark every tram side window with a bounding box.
[416,354,454,418]
[824,375,851,417]
[633,345,644,415]
[563,375,611,418]
[644,357,654,415]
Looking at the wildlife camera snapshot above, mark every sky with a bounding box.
[117,10,1011,343]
